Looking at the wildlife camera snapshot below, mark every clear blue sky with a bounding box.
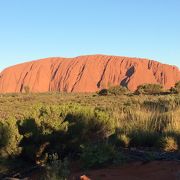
[0,0,180,71]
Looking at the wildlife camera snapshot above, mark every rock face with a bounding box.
[0,55,180,93]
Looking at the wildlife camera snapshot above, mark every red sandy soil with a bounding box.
[0,55,180,93]
[70,161,180,180]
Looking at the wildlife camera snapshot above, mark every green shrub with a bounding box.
[0,118,22,158]
[66,107,115,140]
[80,143,124,168]
[135,84,163,95]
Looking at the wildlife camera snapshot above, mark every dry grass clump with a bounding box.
[160,136,178,152]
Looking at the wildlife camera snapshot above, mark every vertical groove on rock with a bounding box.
[97,58,111,88]
[71,63,86,92]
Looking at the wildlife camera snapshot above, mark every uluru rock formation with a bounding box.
[0,55,180,93]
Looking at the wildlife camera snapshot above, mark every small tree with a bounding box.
[24,85,30,94]
[135,84,163,95]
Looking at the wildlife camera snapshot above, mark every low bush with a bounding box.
[80,143,125,168]
[108,86,129,95]
[98,86,129,96]
[135,84,163,95]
